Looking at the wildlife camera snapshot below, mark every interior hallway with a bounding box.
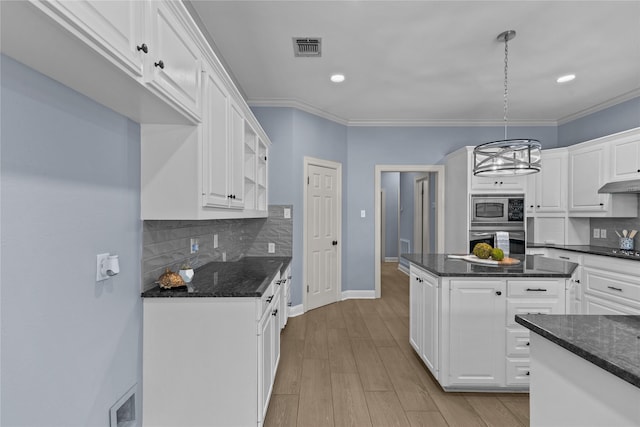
[264,262,530,426]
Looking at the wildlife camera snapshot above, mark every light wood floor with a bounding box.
[265,262,530,427]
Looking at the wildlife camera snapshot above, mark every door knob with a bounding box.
[495,291,502,295]
[332,240,338,246]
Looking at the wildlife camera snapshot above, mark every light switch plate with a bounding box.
[284,208,291,219]
[268,243,275,253]
[361,210,366,218]
[213,234,218,248]
[593,228,600,238]
[600,229,607,238]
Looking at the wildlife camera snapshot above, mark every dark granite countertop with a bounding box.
[528,243,640,262]
[402,253,577,277]
[141,256,292,298]
[516,314,640,389]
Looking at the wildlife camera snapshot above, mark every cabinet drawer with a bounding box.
[506,300,559,327]
[507,280,561,297]
[549,250,583,264]
[506,328,530,357]
[506,358,530,386]
[258,280,277,320]
[584,268,640,304]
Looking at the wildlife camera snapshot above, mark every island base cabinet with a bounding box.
[529,333,640,427]
[445,280,506,388]
[143,295,279,427]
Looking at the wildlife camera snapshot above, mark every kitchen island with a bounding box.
[516,314,640,426]
[141,257,291,427]
[402,253,577,391]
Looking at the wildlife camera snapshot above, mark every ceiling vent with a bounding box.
[293,38,321,57]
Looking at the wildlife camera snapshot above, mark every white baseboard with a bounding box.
[384,257,399,262]
[397,263,409,276]
[341,290,376,300]
[288,304,304,317]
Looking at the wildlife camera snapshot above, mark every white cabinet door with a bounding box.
[409,270,423,354]
[535,149,567,213]
[229,99,245,208]
[448,280,505,387]
[147,1,202,121]
[471,174,526,193]
[44,0,145,77]
[568,143,608,213]
[202,68,230,208]
[421,272,439,376]
[611,137,640,181]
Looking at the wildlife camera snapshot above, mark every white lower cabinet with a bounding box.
[447,280,505,387]
[582,255,640,315]
[409,263,568,391]
[143,274,281,427]
[409,265,439,378]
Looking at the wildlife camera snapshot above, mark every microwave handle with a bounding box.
[470,232,493,237]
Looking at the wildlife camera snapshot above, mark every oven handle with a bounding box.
[470,232,494,237]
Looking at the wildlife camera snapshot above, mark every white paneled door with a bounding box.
[305,161,341,311]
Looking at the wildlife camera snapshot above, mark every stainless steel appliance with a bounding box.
[468,229,525,255]
[470,194,525,227]
[469,194,525,255]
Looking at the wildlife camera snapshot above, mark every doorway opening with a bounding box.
[374,165,445,298]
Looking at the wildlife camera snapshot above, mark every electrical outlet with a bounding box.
[222,251,226,262]
[213,234,218,248]
[284,208,291,219]
[601,229,607,239]
[361,210,366,218]
[190,238,199,254]
[268,243,275,253]
[593,228,600,238]
[96,253,110,281]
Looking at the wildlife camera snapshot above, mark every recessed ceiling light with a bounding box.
[557,74,576,83]
[330,74,345,83]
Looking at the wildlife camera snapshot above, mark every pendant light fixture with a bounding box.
[473,30,541,176]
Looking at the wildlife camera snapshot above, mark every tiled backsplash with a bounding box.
[142,205,292,291]
[590,195,640,248]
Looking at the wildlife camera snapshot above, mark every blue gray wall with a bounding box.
[1,56,142,426]
[558,97,640,146]
[381,172,400,258]
[252,107,348,306]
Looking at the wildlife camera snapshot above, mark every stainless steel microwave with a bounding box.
[470,194,524,227]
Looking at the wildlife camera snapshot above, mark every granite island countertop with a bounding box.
[516,314,640,389]
[528,243,640,262]
[402,253,577,277]
[141,256,292,298]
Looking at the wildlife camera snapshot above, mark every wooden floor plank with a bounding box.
[264,394,298,427]
[377,346,438,411]
[326,302,347,329]
[362,312,397,347]
[466,395,525,427]
[405,411,449,427]
[331,373,373,427]
[430,393,488,427]
[351,338,394,391]
[297,358,334,427]
[282,314,306,340]
[498,396,530,427]
[365,391,410,427]
[328,328,358,374]
[341,300,371,338]
[272,339,304,395]
[303,311,329,359]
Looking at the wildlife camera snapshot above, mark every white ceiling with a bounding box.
[188,1,640,126]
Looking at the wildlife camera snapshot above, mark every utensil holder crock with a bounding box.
[619,237,634,250]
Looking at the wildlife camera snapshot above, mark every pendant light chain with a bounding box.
[503,34,509,140]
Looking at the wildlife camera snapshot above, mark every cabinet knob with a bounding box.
[266,295,273,303]
[272,309,278,316]
[529,205,534,208]
[500,181,504,185]
[287,302,292,307]
[526,371,530,376]
[599,203,604,206]
[537,205,540,208]
[332,240,338,246]
[136,43,148,53]
[495,291,502,296]
[154,60,165,69]
[575,279,580,283]
[526,342,530,346]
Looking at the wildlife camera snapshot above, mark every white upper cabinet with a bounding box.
[146,1,202,122]
[568,132,637,217]
[526,148,567,216]
[41,0,146,78]
[610,130,640,181]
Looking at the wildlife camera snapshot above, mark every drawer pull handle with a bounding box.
[526,288,547,292]
[559,256,570,260]
[287,302,292,307]
[526,371,530,376]
[272,309,278,316]
[276,280,282,285]
[574,279,581,284]
[266,296,273,303]
[607,286,623,292]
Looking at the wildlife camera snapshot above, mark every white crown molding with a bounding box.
[557,89,640,125]
[249,92,639,128]
[248,98,349,126]
[248,98,557,127]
